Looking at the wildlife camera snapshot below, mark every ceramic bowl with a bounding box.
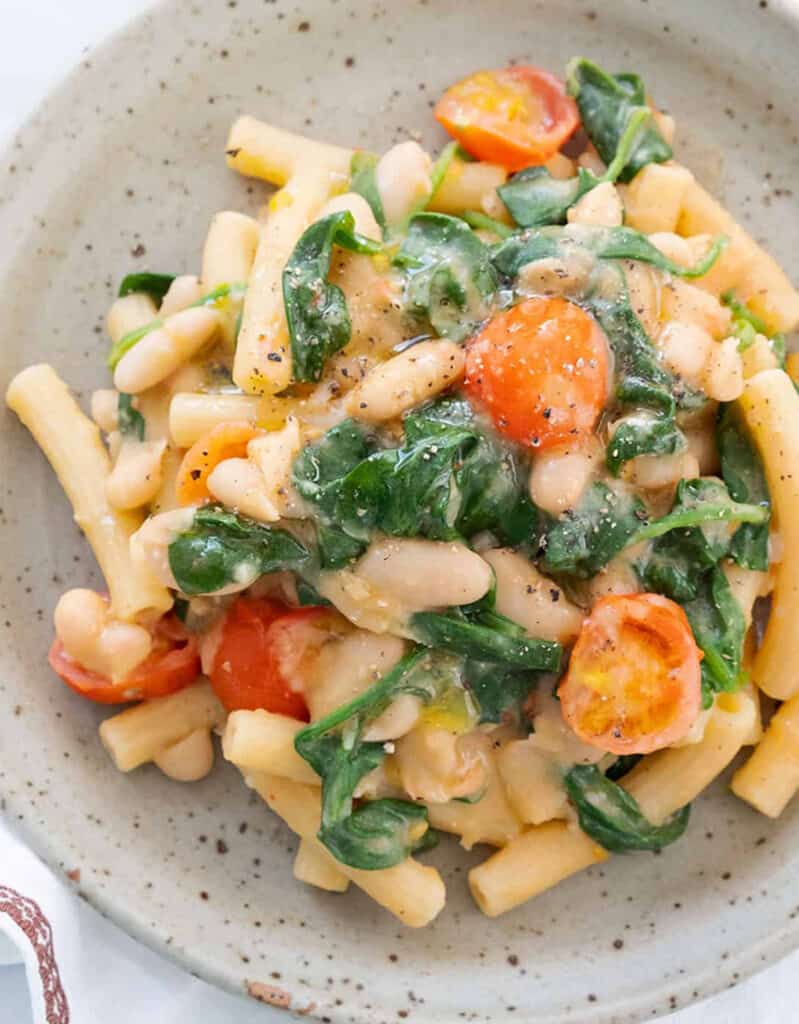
[2,0,799,1020]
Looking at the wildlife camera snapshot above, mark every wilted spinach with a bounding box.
[117,393,145,441]
[294,649,463,869]
[717,406,771,570]
[722,289,786,365]
[564,764,690,852]
[395,213,498,341]
[168,505,310,595]
[463,660,538,724]
[606,413,686,477]
[117,271,176,304]
[566,58,672,182]
[349,151,387,234]
[283,210,383,382]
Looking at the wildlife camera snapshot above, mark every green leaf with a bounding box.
[564,764,690,852]
[463,660,537,724]
[396,212,497,341]
[320,797,436,870]
[566,57,672,183]
[117,393,145,441]
[683,565,746,701]
[167,505,310,595]
[107,281,247,369]
[117,272,176,303]
[632,477,768,545]
[411,607,562,672]
[604,754,643,782]
[540,482,646,579]
[606,413,686,477]
[717,407,771,570]
[460,209,514,239]
[349,151,386,234]
[283,210,383,383]
[427,141,459,205]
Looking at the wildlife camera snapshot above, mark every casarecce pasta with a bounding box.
[6,55,799,929]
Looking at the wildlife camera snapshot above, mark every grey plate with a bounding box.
[1,1,798,1020]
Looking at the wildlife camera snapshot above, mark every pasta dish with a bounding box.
[7,57,799,928]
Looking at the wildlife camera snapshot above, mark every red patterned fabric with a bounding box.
[0,885,69,1023]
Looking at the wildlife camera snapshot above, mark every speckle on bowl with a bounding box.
[1,1,799,1022]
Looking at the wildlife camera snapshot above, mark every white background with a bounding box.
[0,2,797,1021]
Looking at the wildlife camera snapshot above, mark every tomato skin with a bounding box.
[465,296,610,451]
[48,614,200,704]
[435,66,579,171]
[210,598,329,718]
[176,421,262,506]
[558,594,703,755]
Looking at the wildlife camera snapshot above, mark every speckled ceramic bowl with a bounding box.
[2,0,799,1020]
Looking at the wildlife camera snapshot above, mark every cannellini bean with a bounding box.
[482,548,584,644]
[621,162,692,234]
[356,537,492,612]
[703,336,744,401]
[567,181,623,227]
[114,306,220,394]
[105,439,167,510]
[624,260,661,338]
[247,416,304,517]
[577,147,605,176]
[530,691,606,766]
[516,249,595,298]
[317,191,382,242]
[158,275,204,318]
[345,341,465,423]
[129,506,197,589]
[394,724,487,803]
[529,441,600,514]
[363,693,423,743]
[657,320,714,383]
[54,588,153,682]
[497,739,569,825]
[685,421,721,475]
[106,292,157,344]
[154,727,215,782]
[648,231,693,266]
[624,450,700,490]
[307,631,407,721]
[316,569,410,635]
[741,334,779,378]
[585,551,643,602]
[201,211,260,291]
[661,279,731,339]
[375,141,432,225]
[429,159,508,217]
[723,562,768,628]
[91,389,119,434]
[207,457,279,522]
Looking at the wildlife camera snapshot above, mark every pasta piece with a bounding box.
[293,838,350,893]
[168,392,278,447]
[496,739,569,826]
[248,773,446,927]
[732,692,799,817]
[737,370,799,699]
[428,159,508,217]
[222,709,319,785]
[622,162,693,235]
[225,116,352,187]
[201,211,260,291]
[99,679,224,772]
[106,292,157,344]
[233,169,341,395]
[677,178,799,332]
[5,364,172,621]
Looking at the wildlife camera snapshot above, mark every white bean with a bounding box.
[482,548,584,644]
[363,693,422,743]
[703,337,744,402]
[529,442,599,514]
[114,306,220,394]
[345,341,465,423]
[129,506,197,590]
[567,181,623,227]
[201,211,260,291]
[158,275,204,318]
[154,728,215,782]
[648,232,693,266]
[91,389,119,434]
[106,439,167,510]
[106,292,157,344]
[624,450,700,490]
[657,320,714,384]
[376,141,432,225]
[356,537,492,612]
[207,457,279,522]
[661,279,732,339]
[741,334,779,378]
[516,250,595,298]
[307,631,407,721]
[394,725,487,803]
[54,588,152,682]
[317,192,382,242]
[247,416,304,517]
[624,260,661,338]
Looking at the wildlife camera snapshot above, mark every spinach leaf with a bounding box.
[604,754,643,782]
[606,413,686,477]
[168,505,310,595]
[117,393,145,441]
[427,141,459,206]
[118,272,176,304]
[722,289,786,366]
[411,606,562,672]
[294,649,462,869]
[566,58,672,183]
[283,210,383,383]
[683,566,746,705]
[107,281,247,369]
[564,764,690,852]
[349,151,386,234]
[717,407,771,570]
[463,660,537,724]
[540,482,646,579]
[461,210,514,239]
[498,106,650,228]
[395,213,498,341]
[633,477,768,546]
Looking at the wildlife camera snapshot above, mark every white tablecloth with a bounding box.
[0,2,797,1021]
